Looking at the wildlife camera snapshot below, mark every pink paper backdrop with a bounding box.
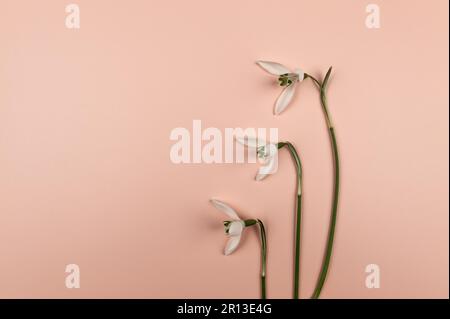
[0,0,448,298]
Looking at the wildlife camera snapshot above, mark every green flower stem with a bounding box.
[257,219,267,299]
[305,68,340,299]
[244,218,267,299]
[278,142,303,299]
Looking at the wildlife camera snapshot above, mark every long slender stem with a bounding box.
[244,218,267,299]
[278,142,303,299]
[256,219,267,299]
[306,68,340,299]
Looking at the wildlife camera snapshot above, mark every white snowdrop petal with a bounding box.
[275,83,296,115]
[228,221,244,236]
[255,156,278,181]
[255,172,269,181]
[256,61,290,76]
[210,199,240,220]
[224,236,241,255]
[294,68,305,82]
[235,135,260,149]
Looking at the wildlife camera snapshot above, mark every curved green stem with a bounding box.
[278,142,303,299]
[306,68,340,299]
[247,219,267,299]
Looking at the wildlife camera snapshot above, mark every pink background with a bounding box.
[0,0,448,298]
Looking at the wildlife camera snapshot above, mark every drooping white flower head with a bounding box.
[256,60,304,115]
[210,199,246,255]
[235,135,279,181]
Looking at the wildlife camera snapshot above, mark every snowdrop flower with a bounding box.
[235,135,279,181]
[210,199,246,255]
[236,134,304,299]
[256,60,305,115]
[210,198,267,298]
